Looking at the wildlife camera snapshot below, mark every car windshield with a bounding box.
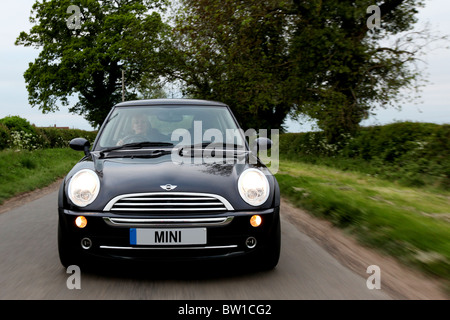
[95,105,246,150]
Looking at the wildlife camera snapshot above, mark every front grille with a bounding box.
[103,192,234,213]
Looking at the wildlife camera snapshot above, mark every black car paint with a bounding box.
[58,99,281,268]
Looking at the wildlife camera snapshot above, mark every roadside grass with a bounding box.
[275,159,450,286]
[280,154,450,192]
[0,148,82,205]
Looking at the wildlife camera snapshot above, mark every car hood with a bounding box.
[64,152,277,211]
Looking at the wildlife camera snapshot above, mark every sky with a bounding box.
[0,0,449,132]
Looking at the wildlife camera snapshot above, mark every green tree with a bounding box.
[0,115,36,135]
[166,0,443,140]
[16,0,168,128]
[165,0,293,131]
[287,0,439,141]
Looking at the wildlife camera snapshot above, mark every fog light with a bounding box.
[250,215,262,227]
[246,237,257,249]
[75,216,87,228]
[81,237,92,250]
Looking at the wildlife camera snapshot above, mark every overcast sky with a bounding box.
[0,0,449,132]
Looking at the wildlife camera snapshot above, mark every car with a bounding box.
[58,99,281,270]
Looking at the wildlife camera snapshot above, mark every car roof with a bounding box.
[114,99,228,107]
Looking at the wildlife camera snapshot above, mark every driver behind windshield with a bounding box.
[116,114,165,146]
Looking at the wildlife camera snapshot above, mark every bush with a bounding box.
[8,130,41,151]
[0,124,10,150]
[37,127,97,148]
[0,116,40,151]
[0,115,37,135]
[0,115,97,150]
[279,131,351,158]
[342,122,442,162]
[280,122,450,190]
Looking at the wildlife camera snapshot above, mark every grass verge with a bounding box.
[275,159,450,286]
[0,148,82,205]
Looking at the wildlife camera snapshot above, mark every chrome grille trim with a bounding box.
[103,192,234,212]
[103,216,234,228]
[113,202,224,207]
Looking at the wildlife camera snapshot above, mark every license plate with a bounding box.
[130,228,207,245]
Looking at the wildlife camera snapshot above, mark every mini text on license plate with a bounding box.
[130,228,207,245]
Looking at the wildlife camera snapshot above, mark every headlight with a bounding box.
[68,169,100,207]
[238,168,270,206]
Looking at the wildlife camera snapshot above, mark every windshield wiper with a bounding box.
[99,142,174,158]
[116,150,172,159]
[178,142,246,156]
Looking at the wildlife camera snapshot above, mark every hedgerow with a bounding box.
[0,115,97,151]
[280,122,450,190]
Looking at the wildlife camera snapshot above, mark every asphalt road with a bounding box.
[0,190,391,300]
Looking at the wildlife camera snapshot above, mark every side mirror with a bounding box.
[251,137,272,154]
[70,138,91,156]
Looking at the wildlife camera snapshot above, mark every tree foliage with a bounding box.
[16,0,168,128]
[16,0,445,138]
[162,0,293,131]
[167,0,441,139]
[287,0,433,141]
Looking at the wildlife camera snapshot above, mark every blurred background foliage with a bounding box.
[279,122,450,190]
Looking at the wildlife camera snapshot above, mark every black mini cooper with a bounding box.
[58,99,281,270]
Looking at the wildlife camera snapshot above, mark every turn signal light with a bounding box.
[75,216,87,228]
[250,215,262,227]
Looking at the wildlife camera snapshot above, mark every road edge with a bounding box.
[0,178,63,215]
[281,198,449,300]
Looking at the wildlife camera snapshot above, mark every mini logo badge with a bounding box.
[160,184,177,191]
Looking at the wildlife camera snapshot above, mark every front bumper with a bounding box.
[58,207,280,263]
